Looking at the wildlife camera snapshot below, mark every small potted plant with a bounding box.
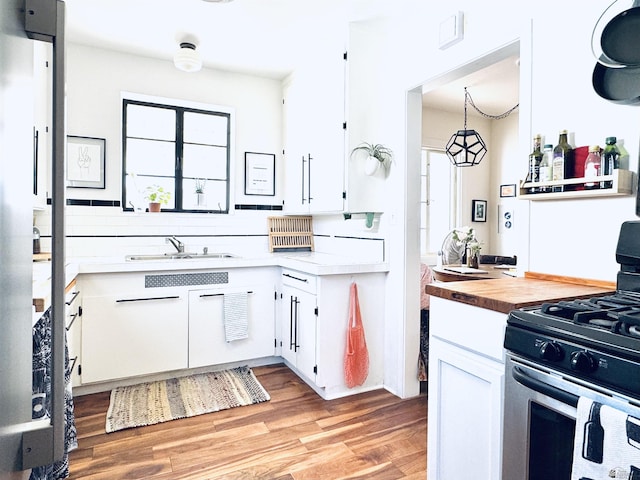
[144,185,171,212]
[350,142,393,176]
[194,178,206,207]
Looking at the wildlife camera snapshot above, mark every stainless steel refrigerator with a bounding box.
[0,0,66,478]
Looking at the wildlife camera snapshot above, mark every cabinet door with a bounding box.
[81,292,188,383]
[188,285,275,368]
[282,75,309,214]
[427,337,504,480]
[32,41,51,209]
[281,285,317,382]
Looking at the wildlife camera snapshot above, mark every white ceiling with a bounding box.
[63,0,519,113]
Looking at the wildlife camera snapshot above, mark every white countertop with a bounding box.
[73,251,389,276]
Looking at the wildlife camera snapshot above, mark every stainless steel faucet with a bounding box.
[166,236,184,253]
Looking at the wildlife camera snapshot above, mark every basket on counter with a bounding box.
[268,216,314,252]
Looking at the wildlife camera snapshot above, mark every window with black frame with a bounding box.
[122,98,231,213]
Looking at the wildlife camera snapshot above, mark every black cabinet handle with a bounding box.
[199,291,253,298]
[283,273,308,283]
[65,290,80,306]
[115,295,180,303]
[65,313,78,331]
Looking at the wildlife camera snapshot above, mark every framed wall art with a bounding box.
[67,135,105,188]
[244,152,275,196]
[500,183,517,198]
[472,199,487,222]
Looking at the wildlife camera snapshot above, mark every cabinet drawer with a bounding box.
[282,269,316,294]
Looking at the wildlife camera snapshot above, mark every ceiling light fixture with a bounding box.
[445,87,519,167]
[174,42,202,73]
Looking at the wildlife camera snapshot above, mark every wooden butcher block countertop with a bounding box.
[425,272,617,314]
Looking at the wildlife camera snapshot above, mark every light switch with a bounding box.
[438,11,464,50]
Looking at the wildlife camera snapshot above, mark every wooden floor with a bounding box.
[68,364,427,480]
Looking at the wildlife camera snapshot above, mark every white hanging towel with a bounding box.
[571,396,640,480]
[223,292,249,342]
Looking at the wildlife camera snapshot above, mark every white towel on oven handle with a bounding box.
[571,396,640,480]
[223,292,249,342]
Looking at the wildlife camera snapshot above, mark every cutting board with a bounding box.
[33,252,51,262]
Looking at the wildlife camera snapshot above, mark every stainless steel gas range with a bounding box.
[503,221,640,480]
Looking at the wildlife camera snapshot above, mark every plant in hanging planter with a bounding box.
[144,185,171,212]
[194,178,207,207]
[350,142,393,176]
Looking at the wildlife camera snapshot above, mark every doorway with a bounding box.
[403,40,524,397]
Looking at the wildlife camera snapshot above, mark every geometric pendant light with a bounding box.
[445,87,487,167]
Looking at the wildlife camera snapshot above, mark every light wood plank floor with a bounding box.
[68,364,427,479]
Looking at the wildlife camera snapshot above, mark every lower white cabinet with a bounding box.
[281,270,318,383]
[79,268,277,385]
[279,268,386,399]
[188,282,276,368]
[81,291,188,383]
[427,296,506,480]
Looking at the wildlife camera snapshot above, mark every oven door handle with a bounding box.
[512,366,579,407]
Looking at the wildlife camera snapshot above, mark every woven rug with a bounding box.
[105,366,270,433]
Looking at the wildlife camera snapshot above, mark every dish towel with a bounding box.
[344,282,369,388]
[223,292,249,342]
[571,396,640,480]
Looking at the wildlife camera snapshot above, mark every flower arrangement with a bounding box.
[452,226,476,245]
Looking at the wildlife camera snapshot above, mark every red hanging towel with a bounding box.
[344,282,369,388]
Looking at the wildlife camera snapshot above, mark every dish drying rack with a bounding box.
[268,216,314,252]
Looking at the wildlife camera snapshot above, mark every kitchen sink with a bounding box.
[125,252,238,261]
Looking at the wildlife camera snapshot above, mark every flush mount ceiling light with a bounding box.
[445,87,518,167]
[174,42,202,73]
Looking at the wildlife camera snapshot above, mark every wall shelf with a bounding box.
[518,169,636,201]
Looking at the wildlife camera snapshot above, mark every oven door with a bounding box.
[503,353,640,480]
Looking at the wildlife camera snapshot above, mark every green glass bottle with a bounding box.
[601,136,620,189]
[528,134,543,193]
[552,130,574,192]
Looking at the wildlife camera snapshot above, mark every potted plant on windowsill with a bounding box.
[350,142,393,176]
[144,185,171,212]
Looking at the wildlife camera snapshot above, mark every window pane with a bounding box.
[183,112,228,146]
[125,138,175,176]
[125,174,175,210]
[182,144,227,179]
[200,179,228,212]
[127,104,175,141]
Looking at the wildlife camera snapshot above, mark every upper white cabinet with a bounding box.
[33,41,51,210]
[282,38,346,214]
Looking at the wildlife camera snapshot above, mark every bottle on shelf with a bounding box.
[539,144,554,193]
[528,134,543,193]
[584,145,601,190]
[552,130,574,192]
[602,136,620,189]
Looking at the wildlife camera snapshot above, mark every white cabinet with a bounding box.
[280,269,318,382]
[279,269,386,399]
[427,296,506,480]
[79,267,278,385]
[81,286,188,383]
[188,276,276,368]
[65,286,82,387]
[282,42,346,214]
[32,41,51,209]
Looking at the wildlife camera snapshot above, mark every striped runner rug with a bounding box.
[105,366,270,433]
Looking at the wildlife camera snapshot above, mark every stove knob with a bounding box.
[570,351,597,373]
[539,341,564,362]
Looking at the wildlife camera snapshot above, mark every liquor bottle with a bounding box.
[584,145,601,189]
[602,136,620,188]
[539,144,553,193]
[552,130,574,192]
[528,134,543,193]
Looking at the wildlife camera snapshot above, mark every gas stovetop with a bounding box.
[504,221,640,398]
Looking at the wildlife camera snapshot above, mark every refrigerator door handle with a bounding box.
[23,0,66,470]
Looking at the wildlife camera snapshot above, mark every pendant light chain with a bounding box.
[465,87,519,120]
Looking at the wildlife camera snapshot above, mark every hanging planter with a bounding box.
[350,142,393,176]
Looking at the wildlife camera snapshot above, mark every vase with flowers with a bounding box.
[452,226,479,267]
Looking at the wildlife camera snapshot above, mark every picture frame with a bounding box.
[66,136,105,189]
[500,183,517,198]
[472,199,487,222]
[244,152,275,196]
